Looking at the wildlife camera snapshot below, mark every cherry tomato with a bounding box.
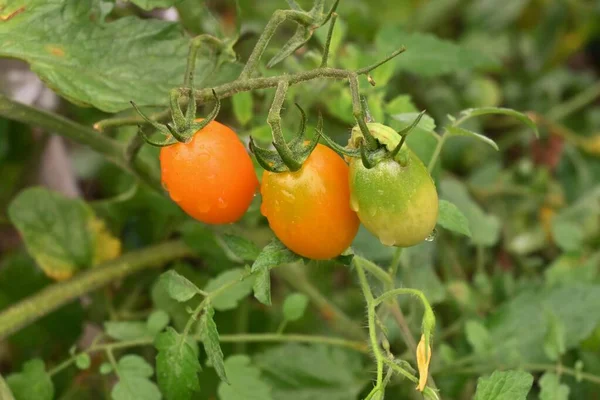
[260,144,359,259]
[349,124,438,247]
[160,120,258,224]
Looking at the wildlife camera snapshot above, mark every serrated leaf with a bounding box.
[6,359,54,400]
[160,270,201,303]
[282,293,309,322]
[0,0,240,112]
[232,92,253,126]
[456,107,538,137]
[474,370,533,400]
[8,187,120,281]
[220,234,261,262]
[446,126,499,151]
[147,310,170,336]
[376,27,499,77]
[487,284,600,364]
[112,355,161,400]
[105,321,151,342]
[218,355,273,400]
[251,239,301,273]
[253,268,272,306]
[437,199,472,237]
[199,304,228,384]
[254,344,366,400]
[204,269,254,311]
[252,239,302,306]
[440,179,501,246]
[539,373,570,400]
[155,327,201,400]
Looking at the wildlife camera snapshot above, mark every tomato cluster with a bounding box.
[160,120,438,260]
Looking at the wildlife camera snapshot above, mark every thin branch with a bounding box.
[0,93,161,192]
[0,240,192,340]
[320,12,338,67]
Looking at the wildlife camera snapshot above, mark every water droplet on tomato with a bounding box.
[281,189,294,201]
[425,229,437,242]
[217,198,227,209]
[379,235,396,247]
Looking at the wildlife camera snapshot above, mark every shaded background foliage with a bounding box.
[1,0,600,399]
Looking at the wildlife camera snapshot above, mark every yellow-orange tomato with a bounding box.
[260,144,360,259]
[160,120,258,224]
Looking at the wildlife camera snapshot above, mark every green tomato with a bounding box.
[349,123,439,247]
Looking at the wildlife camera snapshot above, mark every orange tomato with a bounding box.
[160,120,258,224]
[260,144,359,259]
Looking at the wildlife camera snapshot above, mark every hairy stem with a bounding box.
[275,263,367,341]
[0,93,161,192]
[0,240,191,340]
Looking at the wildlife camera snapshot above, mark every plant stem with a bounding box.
[0,93,161,192]
[0,240,192,340]
[48,332,368,377]
[547,81,600,122]
[427,132,446,173]
[275,263,367,341]
[355,261,385,395]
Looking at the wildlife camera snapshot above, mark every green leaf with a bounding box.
[376,27,499,77]
[112,355,161,400]
[455,107,538,137]
[75,353,91,370]
[155,327,201,400]
[0,0,240,112]
[252,239,302,306]
[487,284,600,363]
[220,234,261,262]
[543,311,566,361]
[127,0,182,11]
[0,374,15,400]
[251,239,301,273]
[474,370,533,400]
[204,269,254,311]
[465,320,492,355]
[400,242,447,304]
[282,293,309,322]
[437,199,472,237]
[551,220,584,252]
[199,304,228,384]
[232,92,253,126]
[105,321,151,341]
[254,344,366,400]
[147,310,171,336]
[539,373,570,400]
[100,363,113,375]
[446,126,499,151]
[8,187,120,280]
[253,268,272,306]
[160,270,201,303]
[218,355,273,400]
[384,95,418,115]
[6,359,54,400]
[440,179,501,246]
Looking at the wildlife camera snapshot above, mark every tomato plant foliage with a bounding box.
[1,0,599,399]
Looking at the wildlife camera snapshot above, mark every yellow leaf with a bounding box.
[90,217,121,265]
[416,334,431,392]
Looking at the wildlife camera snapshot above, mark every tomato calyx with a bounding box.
[249,103,323,173]
[321,111,426,169]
